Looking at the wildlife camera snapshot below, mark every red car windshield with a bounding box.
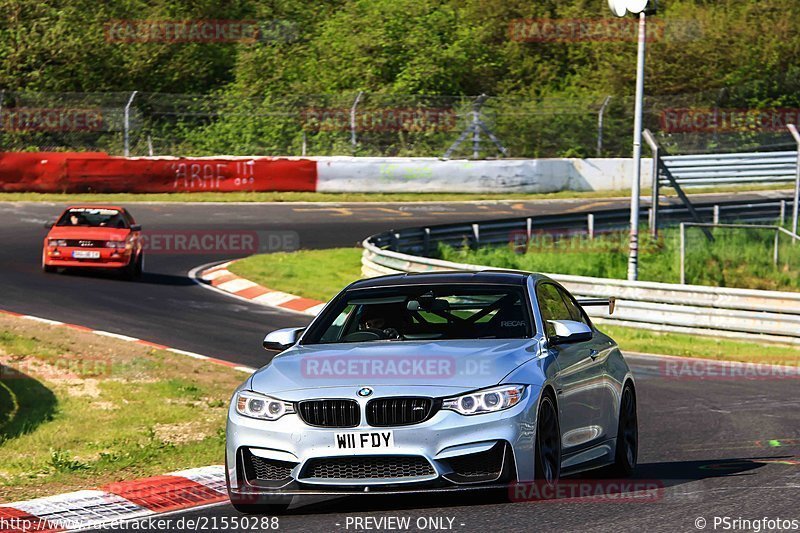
[56,208,128,229]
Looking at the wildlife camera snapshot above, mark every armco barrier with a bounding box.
[0,152,317,193]
[361,198,800,344]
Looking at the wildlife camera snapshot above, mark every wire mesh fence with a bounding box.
[1,89,798,158]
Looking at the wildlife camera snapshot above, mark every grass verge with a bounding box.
[0,315,243,503]
[227,247,800,365]
[439,226,800,292]
[229,248,363,302]
[0,184,790,203]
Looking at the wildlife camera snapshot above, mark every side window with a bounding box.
[536,283,571,339]
[557,287,591,327]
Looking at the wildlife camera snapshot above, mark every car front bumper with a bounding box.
[226,386,539,502]
[44,247,133,268]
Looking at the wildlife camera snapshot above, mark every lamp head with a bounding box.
[608,0,651,17]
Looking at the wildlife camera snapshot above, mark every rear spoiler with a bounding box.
[576,297,616,315]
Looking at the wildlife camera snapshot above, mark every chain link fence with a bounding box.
[1,89,798,158]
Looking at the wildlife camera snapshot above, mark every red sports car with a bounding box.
[42,206,144,279]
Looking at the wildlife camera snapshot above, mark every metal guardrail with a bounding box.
[362,197,800,344]
[370,197,794,255]
[661,151,798,187]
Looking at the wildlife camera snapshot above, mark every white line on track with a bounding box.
[22,315,64,326]
[93,330,140,342]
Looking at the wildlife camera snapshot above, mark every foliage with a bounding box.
[2,1,800,155]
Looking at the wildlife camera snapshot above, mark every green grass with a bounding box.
[0,184,790,203]
[439,226,800,292]
[0,315,245,502]
[228,247,800,364]
[229,248,363,301]
[603,325,800,366]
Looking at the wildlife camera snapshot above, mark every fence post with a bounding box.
[526,217,532,244]
[596,96,611,157]
[780,200,786,225]
[643,129,660,238]
[471,223,480,249]
[774,229,780,265]
[472,99,481,159]
[587,213,595,240]
[423,227,431,256]
[787,124,800,239]
[679,222,686,285]
[350,91,363,150]
[123,90,138,157]
[713,205,720,225]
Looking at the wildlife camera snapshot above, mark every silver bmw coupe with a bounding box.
[226,271,637,513]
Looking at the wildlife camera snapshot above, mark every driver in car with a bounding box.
[359,305,403,339]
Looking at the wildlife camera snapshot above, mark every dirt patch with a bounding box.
[153,421,211,445]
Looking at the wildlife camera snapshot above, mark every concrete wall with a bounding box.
[316,157,653,193]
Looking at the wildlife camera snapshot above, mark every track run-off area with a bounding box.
[0,192,798,532]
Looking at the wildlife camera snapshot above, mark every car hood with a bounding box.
[249,339,540,395]
[47,227,131,241]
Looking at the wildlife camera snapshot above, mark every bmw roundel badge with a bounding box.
[357,387,373,397]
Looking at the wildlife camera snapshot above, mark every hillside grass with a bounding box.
[0,315,244,502]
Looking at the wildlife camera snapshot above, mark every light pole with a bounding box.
[609,0,653,281]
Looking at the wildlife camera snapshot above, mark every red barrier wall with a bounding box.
[0,152,318,193]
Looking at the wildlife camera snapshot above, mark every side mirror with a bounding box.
[548,320,593,345]
[130,224,142,231]
[263,327,305,351]
[44,221,54,229]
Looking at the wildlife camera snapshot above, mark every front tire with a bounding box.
[122,252,143,280]
[534,392,561,487]
[608,383,638,477]
[42,251,56,273]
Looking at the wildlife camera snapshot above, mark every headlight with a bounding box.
[235,391,295,421]
[48,239,67,247]
[442,385,526,416]
[106,241,126,248]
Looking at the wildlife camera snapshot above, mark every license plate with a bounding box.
[72,250,100,259]
[334,431,394,451]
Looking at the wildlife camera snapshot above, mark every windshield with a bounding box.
[303,284,533,344]
[56,208,128,228]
